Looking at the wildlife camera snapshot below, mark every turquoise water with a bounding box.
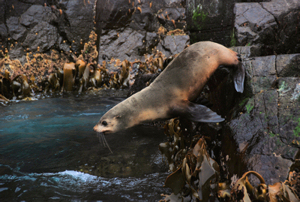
[0,91,168,201]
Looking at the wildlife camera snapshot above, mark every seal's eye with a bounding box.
[102,121,108,126]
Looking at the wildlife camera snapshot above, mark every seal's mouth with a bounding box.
[97,132,113,153]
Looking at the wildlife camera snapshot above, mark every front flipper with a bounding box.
[172,102,225,123]
[233,62,245,93]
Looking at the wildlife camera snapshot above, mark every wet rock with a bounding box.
[20,5,56,27]
[230,45,261,58]
[127,73,159,97]
[96,0,170,31]
[222,53,300,185]
[1,0,96,59]
[99,27,146,63]
[157,35,189,58]
[186,0,236,45]
[63,0,96,52]
[234,3,277,46]
[243,55,277,94]
[23,21,58,52]
[157,7,186,30]
[0,23,8,44]
[6,17,27,41]
[96,0,188,65]
[235,0,300,54]
[276,54,300,77]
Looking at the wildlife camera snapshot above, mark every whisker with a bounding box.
[97,132,113,153]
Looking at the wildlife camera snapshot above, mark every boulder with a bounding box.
[20,5,56,27]
[99,28,147,64]
[157,35,189,58]
[23,21,58,52]
[1,0,96,60]
[96,0,188,66]
[6,17,27,41]
[222,53,300,184]
[62,0,96,52]
[234,3,277,46]
[234,0,300,55]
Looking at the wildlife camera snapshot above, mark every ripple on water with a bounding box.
[0,93,169,201]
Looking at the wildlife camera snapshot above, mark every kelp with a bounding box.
[0,30,171,101]
[162,137,220,201]
[160,119,300,202]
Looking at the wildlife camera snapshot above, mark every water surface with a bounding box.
[0,91,169,201]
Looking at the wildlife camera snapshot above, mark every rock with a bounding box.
[247,155,293,185]
[0,23,8,40]
[63,0,96,52]
[220,53,300,184]
[230,45,261,58]
[20,5,56,27]
[157,35,189,58]
[96,0,133,30]
[99,27,146,64]
[235,0,300,55]
[23,21,58,52]
[6,17,27,41]
[157,7,186,30]
[0,0,5,23]
[276,54,300,77]
[234,3,277,46]
[127,73,159,97]
[96,0,188,65]
[186,0,236,45]
[1,0,96,60]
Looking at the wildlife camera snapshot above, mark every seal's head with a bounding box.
[93,104,129,134]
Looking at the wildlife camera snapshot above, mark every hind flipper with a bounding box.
[234,62,245,93]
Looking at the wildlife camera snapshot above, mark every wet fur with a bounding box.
[94,41,242,134]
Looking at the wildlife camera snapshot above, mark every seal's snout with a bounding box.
[93,124,99,132]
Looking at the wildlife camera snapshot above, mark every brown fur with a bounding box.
[94,41,241,134]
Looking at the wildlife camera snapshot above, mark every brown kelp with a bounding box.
[0,30,170,102]
[160,119,300,202]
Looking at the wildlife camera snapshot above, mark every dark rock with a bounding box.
[0,23,8,40]
[96,0,133,30]
[276,54,300,77]
[5,0,31,19]
[129,3,160,32]
[63,0,96,52]
[1,0,95,59]
[157,35,189,58]
[186,0,236,45]
[6,17,27,41]
[8,45,26,64]
[20,5,57,27]
[277,77,300,158]
[230,45,261,58]
[23,21,58,52]
[247,154,293,185]
[219,53,300,184]
[96,0,188,65]
[234,3,277,46]
[235,0,300,55]
[96,0,171,31]
[157,7,186,30]
[127,73,159,97]
[99,27,146,64]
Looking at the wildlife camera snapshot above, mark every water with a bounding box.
[0,91,169,201]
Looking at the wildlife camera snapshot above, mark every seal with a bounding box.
[94,41,245,135]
